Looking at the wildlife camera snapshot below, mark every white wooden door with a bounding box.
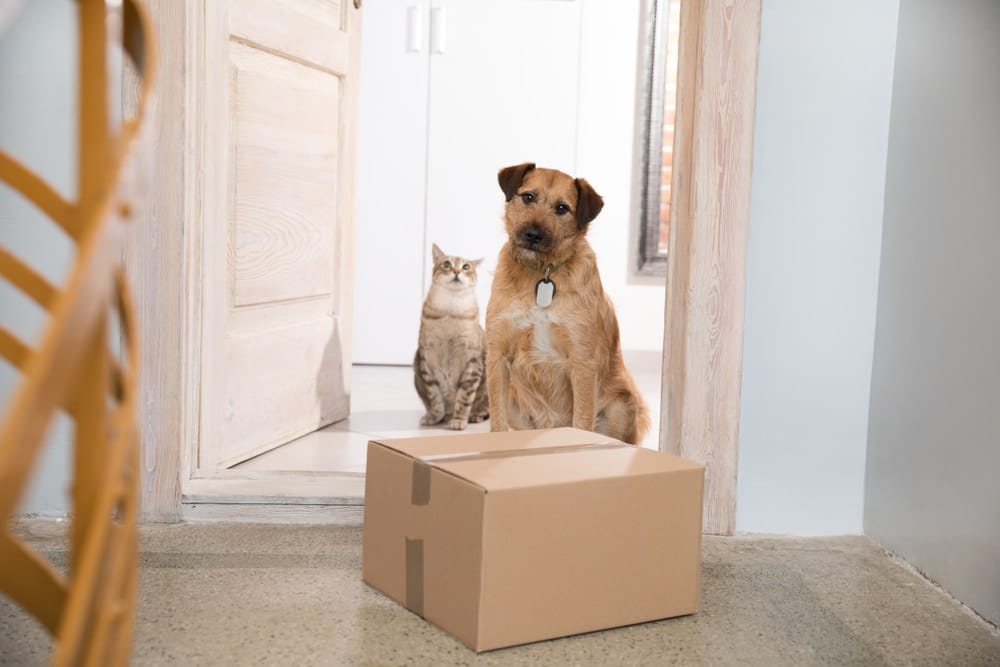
[198,0,361,469]
[353,0,582,364]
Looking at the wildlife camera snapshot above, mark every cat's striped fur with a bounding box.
[414,244,489,430]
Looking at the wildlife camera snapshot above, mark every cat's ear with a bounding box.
[431,243,445,264]
[498,162,536,201]
[471,258,485,268]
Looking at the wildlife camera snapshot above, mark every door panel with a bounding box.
[230,0,348,73]
[199,0,360,469]
[230,41,339,306]
[221,317,343,468]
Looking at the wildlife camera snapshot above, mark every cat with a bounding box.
[414,243,490,430]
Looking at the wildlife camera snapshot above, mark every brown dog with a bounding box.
[485,163,650,444]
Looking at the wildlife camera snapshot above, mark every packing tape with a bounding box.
[420,441,629,464]
[409,441,629,507]
[405,537,424,616]
[404,441,630,617]
[411,460,431,505]
[410,442,634,505]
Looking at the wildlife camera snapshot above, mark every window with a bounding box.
[637,0,682,276]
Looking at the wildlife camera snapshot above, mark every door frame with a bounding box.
[125,0,364,523]
[129,0,762,534]
[657,0,761,535]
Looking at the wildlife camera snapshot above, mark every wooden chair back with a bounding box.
[0,1,157,663]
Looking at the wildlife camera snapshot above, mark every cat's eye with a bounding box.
[555,203,570,216]
[520,192,535,205]
[462,263,470,271]
[442,261,452,269]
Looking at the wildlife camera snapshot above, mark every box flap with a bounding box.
[371,427,618,458]
[436,445,701,492]
[372,428,703,493]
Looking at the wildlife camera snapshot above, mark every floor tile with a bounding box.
[238,361,661,473]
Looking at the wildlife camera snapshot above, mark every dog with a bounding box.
[485,162,650,445]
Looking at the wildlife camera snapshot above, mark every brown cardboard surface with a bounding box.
[361,428,704,652]
[436,445,701,491]
[373,426,620,459]
[362,442,486,647]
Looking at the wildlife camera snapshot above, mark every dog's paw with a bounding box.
[447,418,469,431]
[420,413,444,426]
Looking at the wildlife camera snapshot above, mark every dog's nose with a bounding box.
[520,225,545,246]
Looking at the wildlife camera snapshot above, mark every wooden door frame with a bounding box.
[122,0,190,522]
[129,0,762,532]
[658,0,761,535]
[125,0,364,523]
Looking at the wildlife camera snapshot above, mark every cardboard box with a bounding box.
[361,427,704,652]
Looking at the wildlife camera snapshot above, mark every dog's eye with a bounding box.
[442,261,452,269]
[555,203,570,216]
[520,192,535,204]
[462,263,471,271]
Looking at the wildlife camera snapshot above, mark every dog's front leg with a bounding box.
[486,346,511,432]
[570,367,598,432]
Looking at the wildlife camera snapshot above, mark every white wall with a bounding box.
[578,1,666,356]
[864,0,1000,626]
[0,0,78,516]
[353,1,665,366]
[735,0,900,535]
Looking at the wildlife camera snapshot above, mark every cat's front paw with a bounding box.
[447,418,469,431]
[420,413,444,426]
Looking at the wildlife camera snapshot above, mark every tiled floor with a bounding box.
[237,355,662,473]
[3,522,998,666]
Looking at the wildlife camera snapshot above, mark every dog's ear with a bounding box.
[574,178,604,229]
[498,162,536,201]
[431,243,445,264]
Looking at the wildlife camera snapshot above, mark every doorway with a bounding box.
[233,0,674,478]
[129,0,760,535]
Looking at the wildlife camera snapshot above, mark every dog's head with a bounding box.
[497,162,604,267]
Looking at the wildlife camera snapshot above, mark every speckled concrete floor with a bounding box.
[2,521,998,666]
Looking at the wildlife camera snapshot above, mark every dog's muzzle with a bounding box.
[515,224,551,252]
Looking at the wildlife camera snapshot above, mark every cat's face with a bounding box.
[431,244,481,290]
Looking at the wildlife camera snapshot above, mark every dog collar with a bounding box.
[514,252,567,308]
[536,264,556,308]
[535,261,570,308]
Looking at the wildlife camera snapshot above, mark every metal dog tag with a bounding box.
[535,278,555,308]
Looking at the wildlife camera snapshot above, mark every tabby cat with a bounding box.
[414,244,489,430]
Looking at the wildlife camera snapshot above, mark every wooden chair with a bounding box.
[0,0,156,664]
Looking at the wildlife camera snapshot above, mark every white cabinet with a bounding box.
[353,0,583,365]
